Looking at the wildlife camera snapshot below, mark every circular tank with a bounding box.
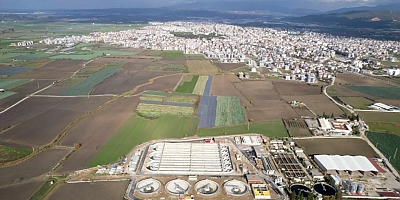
[290,184,312,198]
[224,180,248,196]
[195,179,219,196]
[314,183,336,196]
[165,179,190,195]
[136,178,161,195]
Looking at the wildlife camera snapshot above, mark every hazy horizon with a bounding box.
[0,0,399,11]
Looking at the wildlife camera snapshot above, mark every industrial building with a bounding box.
[368,103,400,112]
[251,184,271,199]
[146,142,233,175]
[314,155,379,176]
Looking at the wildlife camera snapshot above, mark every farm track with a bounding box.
[0,72,180,168]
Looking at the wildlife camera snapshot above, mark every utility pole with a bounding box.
[37,82,40,89]
[247,121,249,131]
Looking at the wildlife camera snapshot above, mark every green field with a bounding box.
[49,52,103,60]
[144,63,186,72]
[337,96,374,109]
[0,145,33,163]
[152,50,185,58]
[0,78,31,89]
[368,122,400,136]
[175,75,199,93]
[367,131,400,172]
[185,54,206,60]
[359,112,400,123]
[89,115,198,166]
[13,52,52,60]
[140,91,198,104]
[198,120,288,137]
[61,66,121,96]
[0,53,28,62]
[215,96,246,127]
[0,91,17,100]
[136,103,194,118]
[345,86,400,99]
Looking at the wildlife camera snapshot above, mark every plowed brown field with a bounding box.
[56,97,139,174]
[45,181,129,200]
[0,148,69,186]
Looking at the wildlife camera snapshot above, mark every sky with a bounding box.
[0,0,398,11]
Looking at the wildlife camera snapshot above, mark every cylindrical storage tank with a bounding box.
[350,182,358,194]
[356,183,365,194]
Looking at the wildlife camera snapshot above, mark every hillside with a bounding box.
[292,10,400,29]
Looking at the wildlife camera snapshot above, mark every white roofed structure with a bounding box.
[314,155,378,175]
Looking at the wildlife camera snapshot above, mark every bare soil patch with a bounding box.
[233,81,281,101]
[273,81,321,96]
[134,74,182,94]
[45,181,128,200]
[0,97,69,129]
[0,108,82,147]
[295,138,378,157]
[123,58,157,70]
[0,148,69,186]
[187,60,219,74]
[54,96,113,112]
[247,100,298,121]
[0,80,55,109]
[281,94,344,117]
[10,60,85,79]
[56,97,139,174]
[91,70,172,95]
[216,63,245,71]
[210,75,251,106]
[37,86,70,95]
[0,180,45,200]
[335,73,392,87]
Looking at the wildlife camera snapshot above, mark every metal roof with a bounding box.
[314,155,378,172]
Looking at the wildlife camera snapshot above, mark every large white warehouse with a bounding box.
[314,155,379,176]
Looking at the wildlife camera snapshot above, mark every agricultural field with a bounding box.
[136,103,194,118]
[144,62,186,72]
[0,181,45,200]
[133,74,183,94]
[0,148,70,186]
[91,70,172,95]
[140,91,198,104]
[198,95,217,128]
[0,108,82,147]
[280,94,344,117]
[192,75,208,95]
[295,138,378,157]
[198,120,288,137]
[175,75,198,93]
[148,50,185,58]
[0,145,33,163]
[56,77,86,87]
[210,74,250,106]
[335,73,392,87]
[187,60,219,74]
[215,96,246,127]
[345,85,400,99]
[90,115,198,166]
[283,119,312,137]
[185,54,206,60]
[337,96,375,109]
[367,122,400,136]
[0,78,31,89]
[274,81,322,96]
[367,132,400,172]
[359,112,400,123]
[0,66,33,76]
[0,91,16,100]
[10,59,85,79]
[216,63,245,71]
[57,97,139,174]
[44,181,129,200]
[13,52,52,61]
[61,66,121,96]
